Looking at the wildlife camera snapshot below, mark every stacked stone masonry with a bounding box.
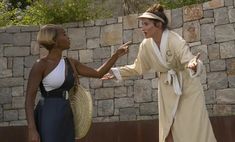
[0,0,235,126]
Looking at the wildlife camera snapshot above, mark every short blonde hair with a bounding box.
[37,24,61,50]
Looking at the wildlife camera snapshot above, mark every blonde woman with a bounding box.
[25,24,130,142]
[103,4,217,142]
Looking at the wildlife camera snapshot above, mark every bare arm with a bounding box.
[25,61,45,142]
[74,41,130,78]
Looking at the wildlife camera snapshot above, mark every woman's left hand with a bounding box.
[101,72,115,80]
[115,41,132,57]
[187,53,200,72]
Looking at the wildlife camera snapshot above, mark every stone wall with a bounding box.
[0,0,235,126]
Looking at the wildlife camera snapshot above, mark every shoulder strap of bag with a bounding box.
[67,57,80,85]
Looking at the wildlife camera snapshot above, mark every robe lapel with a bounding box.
[150,29,169,69]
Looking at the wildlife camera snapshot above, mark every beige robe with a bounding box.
[112,30,217,142]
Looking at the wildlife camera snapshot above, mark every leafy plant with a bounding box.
[7,0,32,9]
[0,0,111,27]
[122,0,209,15]
[159,0,208,9]
[122,0,154,15]
[20,0,111,25]
[0,0,209,27]
[0,2,19,27]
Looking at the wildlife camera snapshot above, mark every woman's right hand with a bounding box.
[28,128,40,142]
[114,41,132,57]
[187,52,200,72]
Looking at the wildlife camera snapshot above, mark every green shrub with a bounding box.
[0,2,16,27]
[0,0,209,27]
[0,0,111,27]
[8,0,32,9]
[21,0,110,25]
[123,0,209,15]
[159,0,208,9]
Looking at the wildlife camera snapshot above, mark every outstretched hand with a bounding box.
[101,41,131,80]
[187,52,200,72]
[115,41,132,57]
[101,72,115,80]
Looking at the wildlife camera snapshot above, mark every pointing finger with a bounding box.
[123,41,132,46]
[195,52,200,61]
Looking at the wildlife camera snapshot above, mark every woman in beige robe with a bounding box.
[104,4,217,142]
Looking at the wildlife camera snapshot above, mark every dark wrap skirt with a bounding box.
[35,97,75,142]
[34,58,76,142]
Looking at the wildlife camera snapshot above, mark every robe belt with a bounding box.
[165,69,182,96]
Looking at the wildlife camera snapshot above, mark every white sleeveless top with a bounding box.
[42,59,65,91]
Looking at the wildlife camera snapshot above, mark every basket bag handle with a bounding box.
[67,58,80,85]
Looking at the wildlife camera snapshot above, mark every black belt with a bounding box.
[42,90,69,100]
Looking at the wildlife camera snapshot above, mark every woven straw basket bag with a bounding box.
[68,58,93,139]
[69,84,92,139]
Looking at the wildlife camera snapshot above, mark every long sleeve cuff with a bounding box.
[111,67,123,80]
[189,60,203,78]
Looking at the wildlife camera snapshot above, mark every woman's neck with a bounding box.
[153,30,163,48]
[47,48,63,60]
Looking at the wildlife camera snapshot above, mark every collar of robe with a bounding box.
[150,29,182,96]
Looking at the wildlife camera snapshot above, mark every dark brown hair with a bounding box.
[146,4,168,30]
